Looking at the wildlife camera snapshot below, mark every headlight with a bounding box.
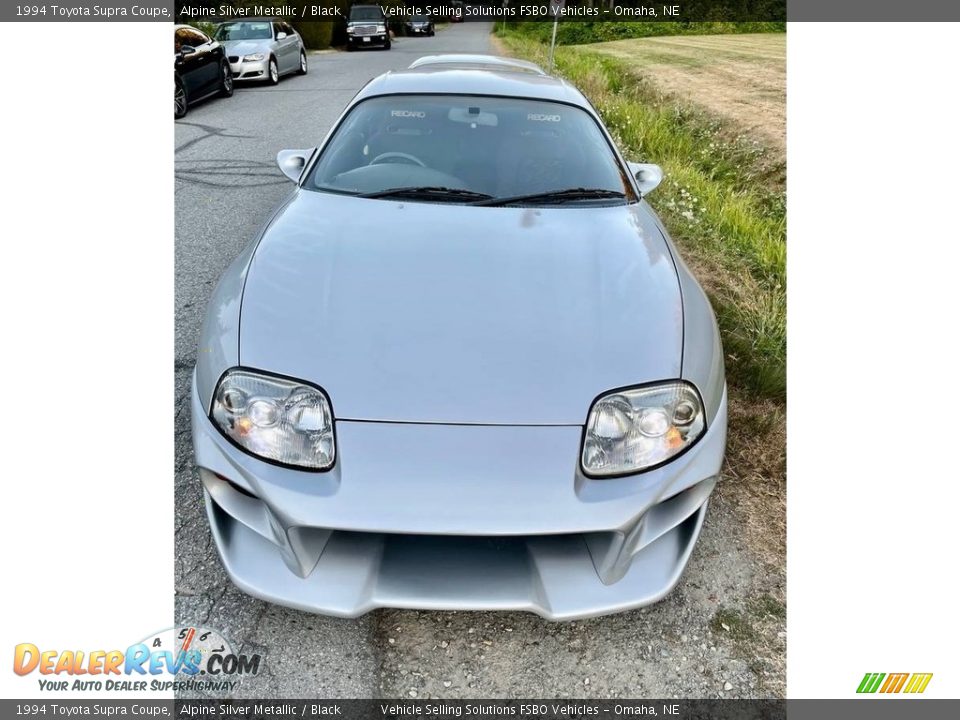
[581,381,705,477]
[242,53,265,62]
[347,26,356,34]
[211,369,335,471]
[376,23,386,32]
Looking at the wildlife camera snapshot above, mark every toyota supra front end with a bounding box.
[191,55,727,620]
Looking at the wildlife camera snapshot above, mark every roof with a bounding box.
[355,57,587,108]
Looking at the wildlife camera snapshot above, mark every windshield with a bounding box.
[411,14,429,21]
[305,95,635,204]
[349,7,384,21]
[214,22,273,41]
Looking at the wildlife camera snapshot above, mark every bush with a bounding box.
[184,20,218,37]
[293,21,335,49]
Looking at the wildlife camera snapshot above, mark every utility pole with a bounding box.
[548,0,565,70]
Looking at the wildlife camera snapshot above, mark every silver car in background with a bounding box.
[192,56,727,620]
[213,19,307,84]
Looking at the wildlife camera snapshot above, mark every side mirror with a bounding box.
[276,31,288,40]
[627,162,664,196]
[179,45,196,57]
[277,148,313,182]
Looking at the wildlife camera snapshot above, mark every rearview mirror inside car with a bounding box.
[277,149,314,182]
[448,107,498,127]
[628,162,664,195]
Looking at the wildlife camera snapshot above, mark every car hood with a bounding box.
[221,39,272,55]
[239,191,682,425]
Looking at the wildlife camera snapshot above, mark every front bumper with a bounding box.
[347,33,389,47]
[191,375,726,620]
[228,58,268,81]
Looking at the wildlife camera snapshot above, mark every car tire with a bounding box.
[218,60,234,97]
[297,50,308,75]
[267,57,279,85]
[175,77,188,119]
[384,40,391,50]
[346,43,354,52]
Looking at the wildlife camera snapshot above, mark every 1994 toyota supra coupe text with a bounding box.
[191,55,727,620]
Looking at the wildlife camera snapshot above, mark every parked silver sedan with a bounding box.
[213,19,307,84]
[192,56,727,620]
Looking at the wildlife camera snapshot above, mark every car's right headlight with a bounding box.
[210,369,335,471]
[581,381,706,477]
[347,26,356,34]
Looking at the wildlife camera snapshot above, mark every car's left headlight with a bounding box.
[581,381,706,477]
[376,24,387,32]
[210,369,335,471]
[242,53,265,62]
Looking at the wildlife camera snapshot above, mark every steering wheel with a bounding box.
[369,151,426,168]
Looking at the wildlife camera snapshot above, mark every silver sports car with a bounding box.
[192,55,727,620]
[213,19,307,84]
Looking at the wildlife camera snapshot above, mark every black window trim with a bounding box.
[300,91,640,204]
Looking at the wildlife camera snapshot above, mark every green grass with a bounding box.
[749,594,787,620]
[710,607,758,642]
[504,21,786,46]
[497,32,786,399]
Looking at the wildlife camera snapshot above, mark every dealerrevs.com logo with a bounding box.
[13,626,260,693]
[857,672,933,694]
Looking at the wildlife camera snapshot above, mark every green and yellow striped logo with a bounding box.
[857,672,933,694]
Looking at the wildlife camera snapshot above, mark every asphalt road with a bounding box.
[175,22,784,699]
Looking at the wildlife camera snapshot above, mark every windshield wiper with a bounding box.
[359,186,493,202]
[474,188,627,207]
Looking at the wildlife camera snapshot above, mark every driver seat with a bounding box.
[363,113,437,168]
[494,125,584,198]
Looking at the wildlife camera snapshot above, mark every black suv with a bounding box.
[346,5,390,50]
[404,13,435,37]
